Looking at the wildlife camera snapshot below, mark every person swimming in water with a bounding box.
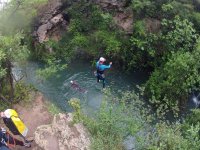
[70,81,87,93]
[96,57,112,88]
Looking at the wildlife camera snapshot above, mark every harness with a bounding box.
[97,63,104,75]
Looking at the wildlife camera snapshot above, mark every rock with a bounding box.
[94,0,126,10]
[34,113,90,150]
[145,18,161,33]
[34,0,69,43]
[94,0,133,34]
[113,9,133,34]
[36,14,65,43]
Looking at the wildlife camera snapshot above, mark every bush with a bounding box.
[68,89,149,150]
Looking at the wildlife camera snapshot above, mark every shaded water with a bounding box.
[13,61,147,113]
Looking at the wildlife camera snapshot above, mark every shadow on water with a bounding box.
[12,61,149,114]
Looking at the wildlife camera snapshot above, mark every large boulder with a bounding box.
[34,113,90,150]
[33,0,69,43]
[113,9,133,34]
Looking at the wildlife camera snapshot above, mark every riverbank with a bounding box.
[1,91,53,150]
[0,90,91,150]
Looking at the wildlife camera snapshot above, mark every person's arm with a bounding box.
[96,61,99,68]
[101,62,112,70]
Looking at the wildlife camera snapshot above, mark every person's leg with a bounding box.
[7,134,24,146]
[19,134,31,147]
[97,75,100,82]
[102,78,105,88]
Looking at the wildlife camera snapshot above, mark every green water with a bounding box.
[13,61,147,113]
[12,60,149,149]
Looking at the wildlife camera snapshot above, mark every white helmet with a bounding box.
[70,80,74,84]
[99,57,106,62]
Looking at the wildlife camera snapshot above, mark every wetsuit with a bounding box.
[96,61,111,88]
[0,129,9,150]
[71,82,87,93]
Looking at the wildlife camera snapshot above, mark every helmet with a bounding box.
[70,81,74,84]
[99,57,106,62]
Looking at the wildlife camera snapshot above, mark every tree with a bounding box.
[145,40,200,116]
[0,32,29,102]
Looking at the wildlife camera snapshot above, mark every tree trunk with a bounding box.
[6,59,14,102]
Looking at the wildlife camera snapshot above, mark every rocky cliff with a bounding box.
[32,0,133,44]
[34,113,90,150]
[33,0,69,43]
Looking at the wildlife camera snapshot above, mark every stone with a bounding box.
[34,113,90,150]
[113,9,133,34]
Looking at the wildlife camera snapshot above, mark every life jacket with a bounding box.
[3,109,28,137]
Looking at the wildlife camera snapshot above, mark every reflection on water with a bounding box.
[12,61,147,113]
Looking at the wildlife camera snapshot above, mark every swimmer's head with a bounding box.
[70,80,74,84]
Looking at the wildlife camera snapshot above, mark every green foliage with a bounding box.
[47,102,62,115]
[68,98,82,123]
[63,1,124,60]
[161,1,194,19]
[145,46,200,116]
[132,0,154,17]
[68,3,113,33]
[0,50,6,78]
[13,82,31,103]
[0,32,30,61]
[0,32,30,103]
[0,101,11,111]
[69,89,151,150]
[191,12,200,33]
[0,0,48,34]
[161,16,198,53]
[182,109,200,130]
[69,33,89,49]
[91,30,122,56]
[36,57,67,79]
[139,122,200,150]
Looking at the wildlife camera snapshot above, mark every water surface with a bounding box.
[13,61,147,113]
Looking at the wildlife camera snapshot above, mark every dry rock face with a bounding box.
[95,0,133,34]
[94,0,126,10]
[34,113,90,150]
[33,0,69,43]
[113,9,133,34]
[33,0,133,44]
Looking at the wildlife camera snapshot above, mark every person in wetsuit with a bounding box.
[0,109,31,147]
[0,127,31,149]
[70,81,87,93]
[96,57,112,88]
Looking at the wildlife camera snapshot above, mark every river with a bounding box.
[13,60,199,149]
[13,61,148,113]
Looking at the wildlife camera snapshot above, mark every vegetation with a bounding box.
[0,0,48,109]
[1,0,200,149]
[69,89,200,150]
[69,90,148,150]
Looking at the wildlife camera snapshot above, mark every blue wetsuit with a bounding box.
[96,61,111,88]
